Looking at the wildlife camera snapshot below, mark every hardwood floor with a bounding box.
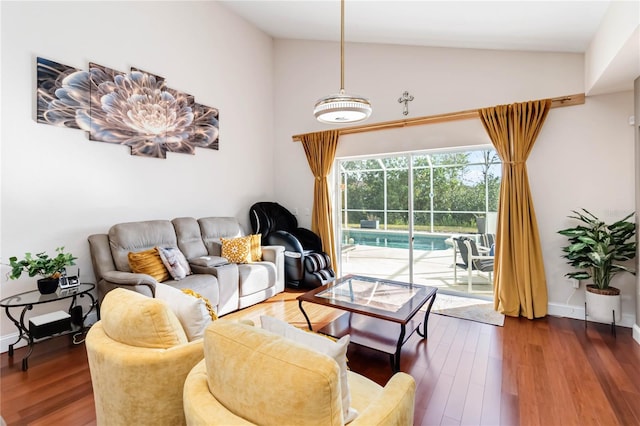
[2,290,639,425]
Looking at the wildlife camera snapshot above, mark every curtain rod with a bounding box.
[292,93,585,142]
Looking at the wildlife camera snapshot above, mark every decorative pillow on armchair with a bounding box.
[155,284,216,341]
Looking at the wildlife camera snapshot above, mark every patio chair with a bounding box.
[453,237,494,292]
[479,233,496,251]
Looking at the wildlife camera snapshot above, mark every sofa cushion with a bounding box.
[101,288,187,348]
[198,217,243,256]
[237,263,274,296]
[165,274,220,308]
[157,246,191,280]
[204,320,344,426]
[172,217,208,260]
[109,220,178,272]
[221,236,252,264]
[128,248,170,282]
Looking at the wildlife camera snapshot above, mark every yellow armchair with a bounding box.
[183,320,415,426]
[85,288,204,426]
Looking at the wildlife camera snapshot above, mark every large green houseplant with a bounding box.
[558,209,636,323]
[8,247,77,294]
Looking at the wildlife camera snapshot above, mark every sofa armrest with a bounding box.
[351,372,416,426]
[101,271,158,297]
[261,245,285,293]
[261,245,284,263]
[189,263,240,317]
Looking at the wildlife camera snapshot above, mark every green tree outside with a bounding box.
[339,149,501,233]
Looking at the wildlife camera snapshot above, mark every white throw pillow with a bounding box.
[155,283,213,341]
[260,315,358,423]
[157,246,192,280]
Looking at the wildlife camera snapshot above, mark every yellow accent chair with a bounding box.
[183,320,416,426]
[85,288,204,426]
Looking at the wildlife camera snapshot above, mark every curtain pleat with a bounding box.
[479,100,551,319]
[300,130,339,269]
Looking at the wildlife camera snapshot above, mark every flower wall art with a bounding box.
[37,57,219,159]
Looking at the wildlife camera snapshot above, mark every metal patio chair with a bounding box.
[453,237,494,292]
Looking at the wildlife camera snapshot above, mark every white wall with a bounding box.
[585,0,640,95]
[635,76,640,343]
[0,1,275,342]
[534,91,635,325]
[273,39,636,325]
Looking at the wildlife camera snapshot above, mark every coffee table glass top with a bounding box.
[316,276,420,312]
[299,275,436,323]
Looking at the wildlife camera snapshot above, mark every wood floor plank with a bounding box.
[541,328,581,426]
[2,290,640,426]
[481,355,502,426]
[443,354,473,422]
[460,383,484,426]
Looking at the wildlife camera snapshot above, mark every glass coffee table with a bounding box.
[297,274,437,372]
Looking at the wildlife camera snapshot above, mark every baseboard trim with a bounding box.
[547,302,634,328]
[1,311,98,354]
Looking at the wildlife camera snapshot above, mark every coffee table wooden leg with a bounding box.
[298,300,313,331]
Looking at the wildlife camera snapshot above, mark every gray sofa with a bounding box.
[88,217,285,316]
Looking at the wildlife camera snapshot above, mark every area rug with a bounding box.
[429,293,505,326]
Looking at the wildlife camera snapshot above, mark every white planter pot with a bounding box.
[585,286,622,324]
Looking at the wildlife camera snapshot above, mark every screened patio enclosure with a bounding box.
[336,147,501,294]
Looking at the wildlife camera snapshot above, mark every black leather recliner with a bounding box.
[249,202,335,289]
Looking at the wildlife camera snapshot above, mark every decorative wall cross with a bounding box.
[397,91,414,116]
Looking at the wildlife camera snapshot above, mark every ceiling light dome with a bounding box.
[314,0,372,124]
[314,90,372,123]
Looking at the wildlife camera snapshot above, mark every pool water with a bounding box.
[344,229,449,251]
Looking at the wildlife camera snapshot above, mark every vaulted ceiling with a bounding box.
[220,1,639,95]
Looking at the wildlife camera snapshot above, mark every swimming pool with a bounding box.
[343,229,449,251]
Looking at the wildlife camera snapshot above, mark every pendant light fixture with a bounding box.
[313,0,372,124]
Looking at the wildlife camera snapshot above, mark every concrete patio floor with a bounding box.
[339,245,494,296]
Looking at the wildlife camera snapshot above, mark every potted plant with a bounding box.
[558,209,636,324]
[8,247,77,294]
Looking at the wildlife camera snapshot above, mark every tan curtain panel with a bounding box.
[300,130,339,268]
[479,100,551,319]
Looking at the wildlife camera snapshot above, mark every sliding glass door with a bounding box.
[338,157,412,282]
[336,147,500,294]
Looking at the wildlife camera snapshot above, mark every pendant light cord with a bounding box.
[340,0,345,92]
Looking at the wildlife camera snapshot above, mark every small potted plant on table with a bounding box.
[558,209,636,324]
[8,247,77,294]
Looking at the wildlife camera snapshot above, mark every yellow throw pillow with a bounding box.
[128,248,170,282]
[250,234,262,262]
[181,288,218,321]
[221,236,252,264]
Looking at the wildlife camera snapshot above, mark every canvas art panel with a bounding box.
[35,57,219,159]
